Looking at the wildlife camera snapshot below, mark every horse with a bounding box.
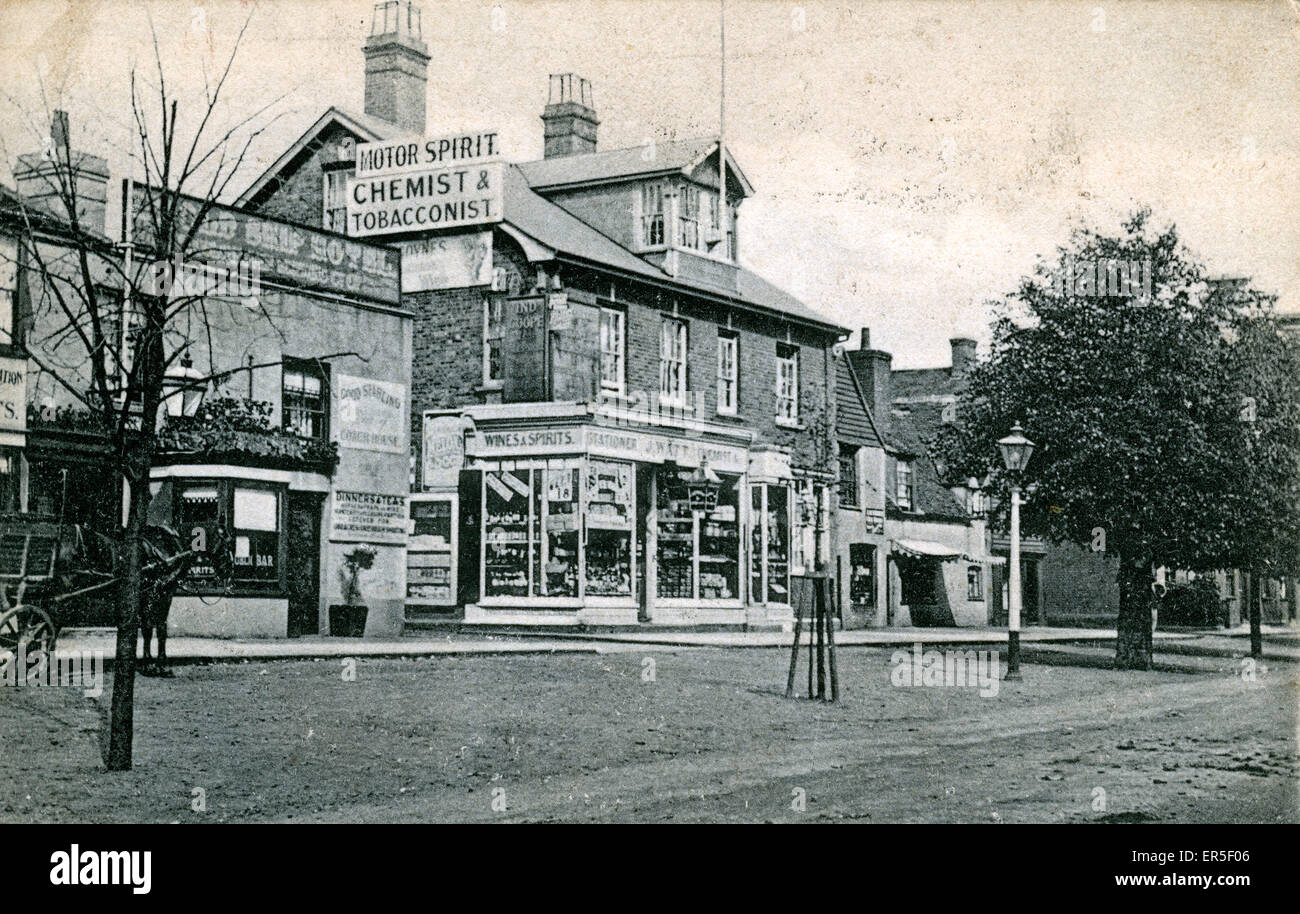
[138,523,232,676]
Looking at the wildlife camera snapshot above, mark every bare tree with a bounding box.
[0,12,299,769]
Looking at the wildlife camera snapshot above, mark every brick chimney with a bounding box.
[364,0,430,134]
[950,337,976,379]
[541,74,598,158]
[849,327,893,433]
[14,110,109,235]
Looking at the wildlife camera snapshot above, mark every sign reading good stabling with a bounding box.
[336,374,406,454]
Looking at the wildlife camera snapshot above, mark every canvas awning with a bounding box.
[892,539,965,562]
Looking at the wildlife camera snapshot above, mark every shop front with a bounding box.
[419,404,803,628]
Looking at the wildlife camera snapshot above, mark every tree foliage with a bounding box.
[937,210,1300,667]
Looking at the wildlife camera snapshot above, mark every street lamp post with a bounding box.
[998,422,1035,681]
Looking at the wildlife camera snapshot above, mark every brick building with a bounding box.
[236,0,847,628]
[2,119,411,638]
[843,332,998,626]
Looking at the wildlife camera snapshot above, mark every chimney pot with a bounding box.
[541,74,599,158]
[950,337,977,378]
[364,1,430,135]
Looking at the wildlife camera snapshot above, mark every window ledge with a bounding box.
[775,418,805,430]
[475,382,504,393]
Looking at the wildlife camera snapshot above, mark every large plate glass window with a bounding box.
[233,486,280,586]
[656,467,740,601]
[482,462,584,600]
[585,460,633,597]
[749,483,790,604]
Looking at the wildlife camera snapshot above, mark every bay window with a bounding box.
[176,480,285,593]
[678,184,700,249]
[640,182,665,247]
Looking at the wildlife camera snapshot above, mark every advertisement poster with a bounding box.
[329,490,409,544]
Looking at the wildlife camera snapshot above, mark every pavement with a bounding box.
[51,622,1300,666]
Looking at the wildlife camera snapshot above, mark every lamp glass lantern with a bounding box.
[997,422,1035,475]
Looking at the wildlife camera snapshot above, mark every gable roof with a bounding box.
[517,137,753,196]
[234,109,841,332]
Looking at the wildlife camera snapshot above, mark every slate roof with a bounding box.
[885,407,967,519]
[517,137,753,195]
[891,367,958,401]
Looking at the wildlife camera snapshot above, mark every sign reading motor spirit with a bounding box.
[354,131,500,178]
[346,162,504,237]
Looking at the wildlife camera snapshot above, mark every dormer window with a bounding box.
[640,182,665,247]
[678,185,699,249]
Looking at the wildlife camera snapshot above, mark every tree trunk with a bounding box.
[106,459,149,771]
[1248,573,1263,659]
[1114,554,1153,670]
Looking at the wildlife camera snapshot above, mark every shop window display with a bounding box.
[750,483,790,604]
[484,469,531,597]
[585,460,632,596]
[483,462,592,600]
[656,467,740,601]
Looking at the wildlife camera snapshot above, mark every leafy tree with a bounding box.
[937,210,1300,669]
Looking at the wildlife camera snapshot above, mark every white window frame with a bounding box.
[678,184,700,250]
[775,345,799,424]
[896,459,914,510]
[640,182,665,248]
[599,307,625,395]
[322,170,350,232]
[716,331,738,415]
[659,317,688,407]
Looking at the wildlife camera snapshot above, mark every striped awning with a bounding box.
[891,539,964,562]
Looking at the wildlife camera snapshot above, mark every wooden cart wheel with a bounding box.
[0,605,57,658]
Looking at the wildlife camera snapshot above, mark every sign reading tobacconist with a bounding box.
[347,131,504,238]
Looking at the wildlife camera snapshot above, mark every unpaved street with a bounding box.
[1,646,1295,823]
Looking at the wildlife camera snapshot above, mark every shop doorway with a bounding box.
[286,492,323,636]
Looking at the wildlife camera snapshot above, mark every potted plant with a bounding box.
[330,545,376,637]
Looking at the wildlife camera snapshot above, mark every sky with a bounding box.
[1,0,1297,367]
